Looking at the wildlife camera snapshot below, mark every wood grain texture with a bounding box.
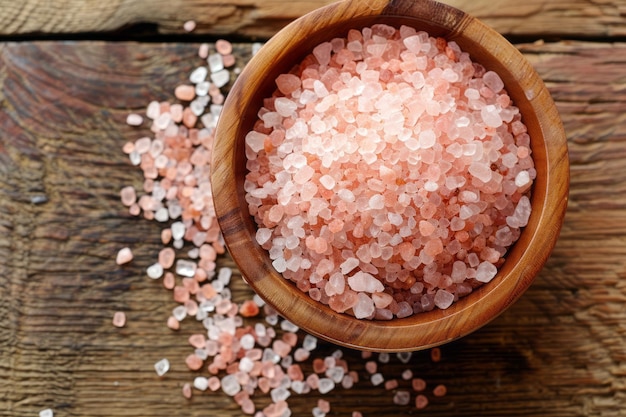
[1,39,626,416]
[1,0,626,39]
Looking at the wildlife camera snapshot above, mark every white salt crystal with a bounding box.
[393,390,411,406]
[507,195,532,228]
[318,378,335,394]
[39,409,54,417]
[210,69,230,88]
[481,104,503,128]
[476,261,498,283]
[126,113,143,126]
[207,53,224,73]
[154,207,169,222]
[397,351,412,364]
[245,130,267,153]
[171,221,186,240]
[353,293,375,319]
[195,81,210,96]
[221,374,241,396]
[515,170,531,187]
[154,358,170,376]
[173,305,187,321]
[194,376,209,391]
[275,97,298,117]
[271,386,291,402]
[370,373,384,386]
[175,259,197,277]
[483,71,505,93]
[312,407,326,417]
[340,257,359,274]
[319,174,336,190]
[280,320,299,333]
[378,352,390,363]
[189,66,208,84]
[368,194,385,210]
[434,289,455,309]
[239,357,254,373]
[146,263,163,279]
[303,334,318,351]
[348,271,384,293]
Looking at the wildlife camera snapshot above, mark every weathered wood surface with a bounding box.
[1,37,626,416]
[2,0,626,39]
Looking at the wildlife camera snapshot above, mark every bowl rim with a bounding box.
[211,0,570,352]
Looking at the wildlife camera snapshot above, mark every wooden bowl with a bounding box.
[211,0,569,351]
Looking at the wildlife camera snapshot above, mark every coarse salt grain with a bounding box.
[245,24,534,319]
[116,247,133,265]
[112,311,126,328]
[39,409,54,417]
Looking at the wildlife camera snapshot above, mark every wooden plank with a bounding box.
[1,39,626,416]
[1,0,626,39]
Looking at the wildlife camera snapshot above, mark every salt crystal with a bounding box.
[189,66,208,84]
[116,247,133,265]
[126,113,143,126]
[318,378,335,394]
[176,259,197,277]
[483,71,505,93]
[370,373,384,386]
[39,409,54,417]
[434,289,455,309]
[194,376,209,391]
[112,311,126,328]
[146,263,164,279]
[393,390,411,405]
[207,53,225,73]
[221,374,241,396]
[515,170,531,187]
[154,358,170,376]
[347,272,384,293]
[183,20,196,32]
[211,69,230,88]
[476,261,498,283]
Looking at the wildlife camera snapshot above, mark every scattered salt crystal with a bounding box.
[176,259,197,277]
[434,289,455,309]
[146,263,164,279]
[221,374,241,396]
[126,113,143,126]
[112,311,126,328]
[211,69,230,88]
[39,409,53,417]
[183,20,196,32]
[116,247,133,265]
[194,376,209,391]
[370,373,384,386]
[393,390,411,405]
[318,378,335,394]
[216,39,233,55]
[154,358,170,376]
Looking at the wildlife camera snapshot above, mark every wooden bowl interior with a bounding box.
[212,0,569,351]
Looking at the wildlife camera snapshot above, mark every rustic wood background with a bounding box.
[1,1,626,416]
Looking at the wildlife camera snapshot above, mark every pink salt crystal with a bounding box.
[385,379,399,390]
[276,73,302,95]
[115,247,133,265]
[347,272,384,293]
[158,247,176,269]
[112,311,126,328]
[175,85,196,101]
[433,384,447,397]
[431,347,442,363]
[313,42,333,66]
[434,289,454,309]
[475,261,498,283]
[208,376,221,391]
[318,399,330,413]
[483,71,505,93]
[183,20,196,32]
[198,43,210,59]
[182,382,192,399]
[126,113,143,126]
[412,377,427,392]
[120,186,136,206]
[415,394,429,409]
[163,272,175,289]
[166,316,180,330]
[222,54,236,68]
[216,39,233,55]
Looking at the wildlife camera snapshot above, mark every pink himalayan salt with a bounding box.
[245,24,534,319]
[175,84,196,101]
[433,384,448,397]
[415,394,429,409]
[126,113,143,126]
[183,20,196,32]
[115,247,133,265]
[216,39,233,55]
[112,311,126,327]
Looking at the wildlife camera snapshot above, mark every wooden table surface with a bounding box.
[2,1,626,416]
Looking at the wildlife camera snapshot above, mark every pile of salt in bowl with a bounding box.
[244,24,535,320]
[117,38,450,416]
